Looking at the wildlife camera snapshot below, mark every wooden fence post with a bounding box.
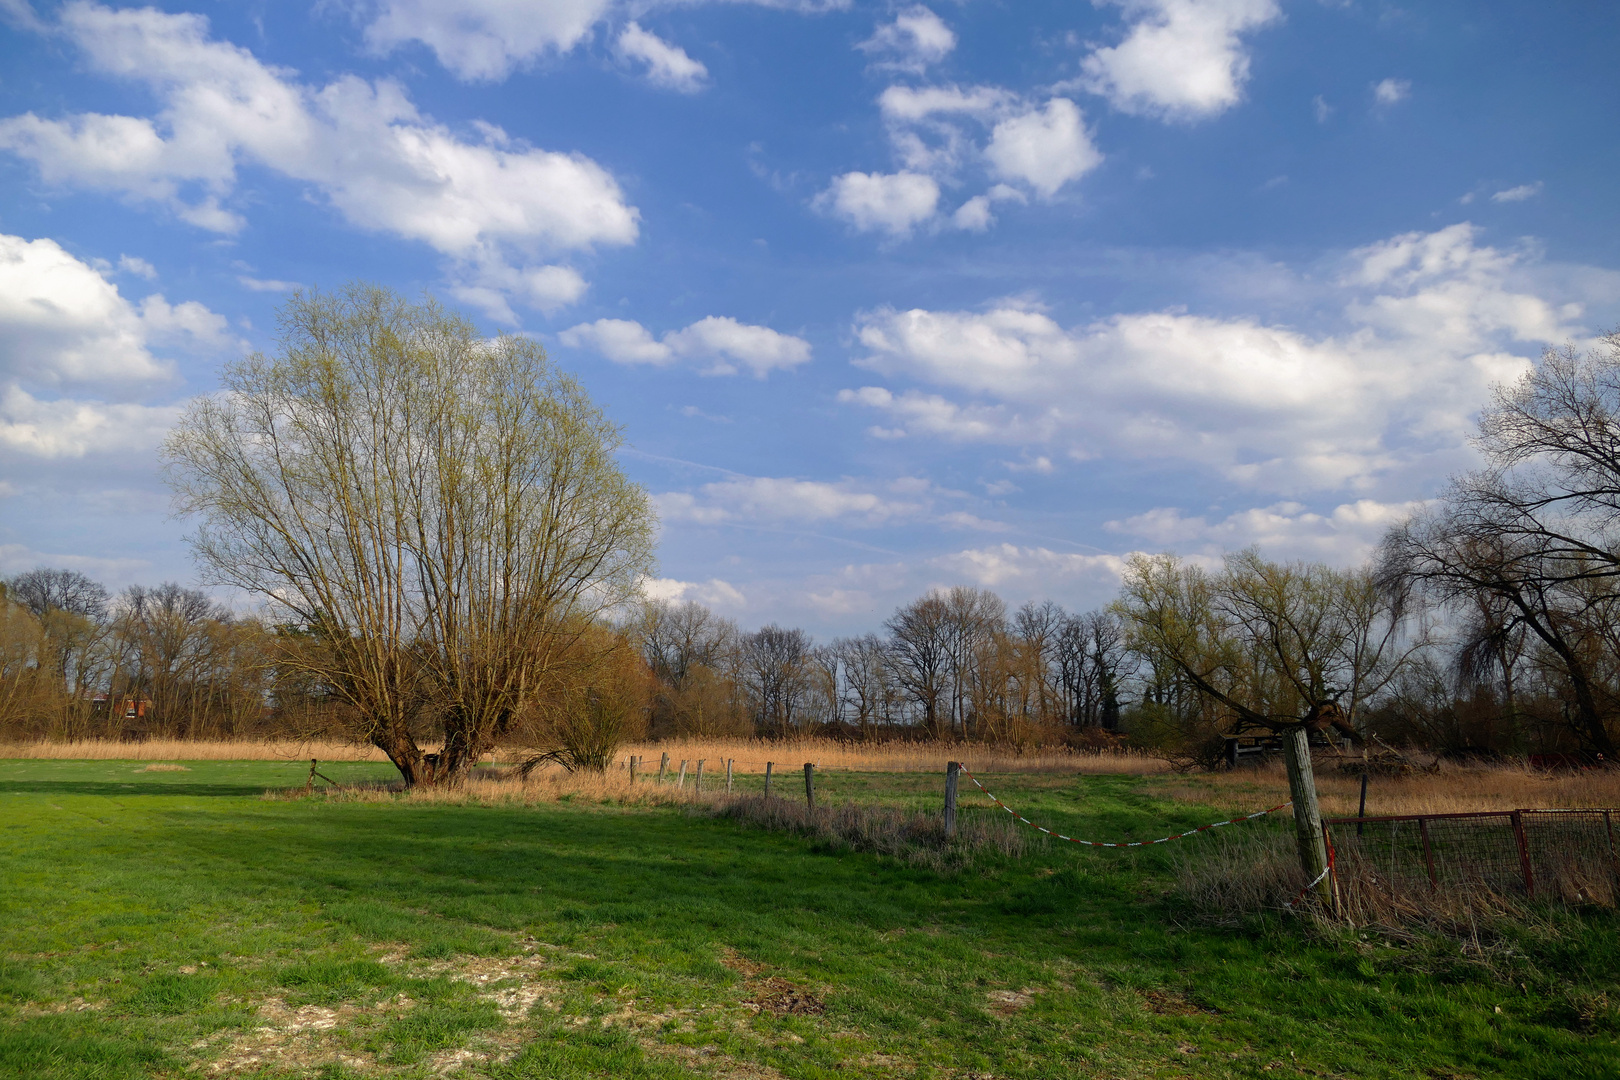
[677,760,687,789]
[943,761,959,839]
[695,759,705,793]
[659,753,670,783]
[803,762,815,810]
[1282,725,1334,910]
[628,756,637,785]
[726,759,734,794]
[764,762,774,798]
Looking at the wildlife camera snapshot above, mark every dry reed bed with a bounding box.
[1151,759,1620,817]
[0,736,1166,774]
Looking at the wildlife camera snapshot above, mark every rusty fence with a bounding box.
[1323,809,1620,906]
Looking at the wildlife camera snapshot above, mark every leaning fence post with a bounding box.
[1604,810,1619,894]
[1356,771,1369,837]
[1418,817,1438,892]
[1282,725,1334,910]
[764,761,774,798]
[659,753,670,783]
[677,760,687,789]
[1511,810,1535,897]
[726,759,734,794]
[695,759,705,793]
[943,761,960,839]
[803,762,815,810]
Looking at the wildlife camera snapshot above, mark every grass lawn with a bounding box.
[1,759,1615,1079]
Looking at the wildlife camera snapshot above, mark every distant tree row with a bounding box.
[628,588,1124,749]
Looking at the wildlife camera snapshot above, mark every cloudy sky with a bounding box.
[2,0,1617,635]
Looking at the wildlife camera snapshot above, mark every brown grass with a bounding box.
[0,738,396,762]
[1149,757,1620,818]
[614,738,1166,776]
[0,735,1168,774]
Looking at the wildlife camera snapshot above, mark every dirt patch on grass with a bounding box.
[205,996,374,1075]
[987,988,1035,1014]
[1140,989,1215,1017]
[721,948,825,1016]
[138,763,189,772]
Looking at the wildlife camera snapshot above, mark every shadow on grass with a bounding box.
[0,781,275,798]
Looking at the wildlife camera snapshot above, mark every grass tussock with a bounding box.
[716,793,1038,870]
[1152,757,1620,817]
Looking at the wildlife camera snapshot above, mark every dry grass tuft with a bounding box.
[0,738,396,762]
[1151,758,1620,818]
[137,763,190,772]
[617,738,1165,776]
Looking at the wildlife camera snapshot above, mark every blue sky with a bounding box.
[2,0,1618,636]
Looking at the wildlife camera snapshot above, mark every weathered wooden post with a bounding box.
[695,759,705,793]
[943,761,960,839]
[677,760,687,789]
[764,761,774,798]
[725,759,734,794]
[659,753,670,783]
[803,762,815,810]
[1282,725,1334,909]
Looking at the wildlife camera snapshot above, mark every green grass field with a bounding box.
[1,759,1616,1079]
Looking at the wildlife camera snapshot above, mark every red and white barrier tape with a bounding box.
[1282,864,1332,909]
[958,764,1290,848]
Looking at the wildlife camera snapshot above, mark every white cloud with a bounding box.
[815,171,940,235]
[237,276,300,292]
[0,541,152,582]
[1492,182,1543,203]
[1312,95,1332,124]
[841,224,1579,493]
[984,98,1101,197]
[117,254,156,279]
[653,472,1000,532]
[0,232,228,464]
[927,544,1129,591]
[858,5,956,72]
[1372,78,1410,106]
[0,3,636,318]
[365,0,614,82]
[878,84,1015,123]
[1106,499,1426,563]
[640,575,747,610]
[616,22,708,92]
[560,315,811,377]
[1075,0,1281,121]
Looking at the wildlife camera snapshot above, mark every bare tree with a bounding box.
[829,634,891,737]
[1383,332,1620,757]
[885,591,951,737]
[742,625,813,735]
[164,285,655,782]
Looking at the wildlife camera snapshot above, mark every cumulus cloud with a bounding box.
[560,315,811,377]
[1106,499,1426,564]
[858,5,956,72]
[653,472,1003,532]
[984,99,1102,197]
[0,3,636,320]
[640,575,747,610]
[1493,182,1543,203]
[926,544,1129,591]
[0,232,228,463]
[840,223,1580,493]
[615,22,708,92]
[835,85,1099,235]
[815,171,941,236]
[362,0,845,83]
[1075,0,1281,121]
[1372,78,1411,106]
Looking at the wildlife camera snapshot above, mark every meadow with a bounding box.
[1,751,1617,1079]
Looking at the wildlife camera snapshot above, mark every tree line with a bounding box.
[5,285,1615,780]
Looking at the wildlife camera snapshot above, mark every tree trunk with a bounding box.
[373,726,425,786]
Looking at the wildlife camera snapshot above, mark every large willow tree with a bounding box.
[164,285,655,784]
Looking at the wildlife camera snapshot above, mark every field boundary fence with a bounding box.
[1323,808,1620,906]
